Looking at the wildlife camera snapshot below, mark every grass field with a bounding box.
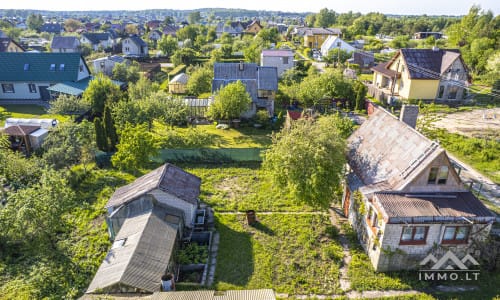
[215,213,343,295]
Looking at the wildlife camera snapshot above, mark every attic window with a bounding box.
[59,64,65,71]
[24,63,29,71]
[49,64,56,71]
[111,238,127,249]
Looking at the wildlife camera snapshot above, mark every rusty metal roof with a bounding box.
[106,164,201,209]
[3,125,40,136]
[347,106,442,191]
[374,191,496,224]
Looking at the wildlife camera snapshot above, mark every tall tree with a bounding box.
[111,123,159,173]
[263,114,351,208]
[94,117,108,151]
[158,35,178,57]
[207,81,252,121]
[83,74,122,115]
[186,66,213,96]
[26,13,43,32]
[103,105,118,152]
[63,18,82,32]
[187,11,201,24]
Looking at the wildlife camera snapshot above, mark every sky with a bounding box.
[1,0,498,16]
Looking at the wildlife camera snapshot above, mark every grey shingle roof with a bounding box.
[394,48,462,79]
[347,106,442,190]
[86,206,179,293]
[0,52,84,82]
[261,49,294,57]
[106,164,201,209]
[50,36,79,49]
[126,35,148,47]
[212,63,278,102]
[375,192,496,224]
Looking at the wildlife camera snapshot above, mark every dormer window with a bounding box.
[49,64,56,71]
[24,63,29,71]
[59,64,65,71]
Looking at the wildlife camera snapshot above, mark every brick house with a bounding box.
[342,104,495,271]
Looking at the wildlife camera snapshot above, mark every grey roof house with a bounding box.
[0,52,90,101]
[342,104,495,272]
[40,23,63,34]
[122,35,148,57]
[50,36,81,53]
[80,32,115,51]
[212,62,278,117]
[87,163,202,294]
[92,55,126,76]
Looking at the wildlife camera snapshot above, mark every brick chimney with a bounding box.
[400,105,419,129]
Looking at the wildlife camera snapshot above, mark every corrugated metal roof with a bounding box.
[375,192,496,224]
[170,73,189,84]
[0,52,83,82]
[2,125,40,136]
[151,289,276,300]
[106,164,201,209]
[347,106,441,190]
[86,206,179,293]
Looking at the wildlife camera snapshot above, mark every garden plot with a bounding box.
[430,108,500,139]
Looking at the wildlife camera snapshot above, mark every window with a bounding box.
[442,226,470,244]
[28,83,37,93]
[125,47,130,52]
[49,63,56,71]
[24,63,29,71]
[100,61,105,69]
[59,64,65,71]
[282,56,289,64]
[437,166,448,184]
[79,65,83,72]
[428,166,448,185]
[2,84,14,93]
[438,86,444,98]
[448,86,458,99]
[428,167,438,184]
[400,226,428,245]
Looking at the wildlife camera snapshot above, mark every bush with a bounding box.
[255,110,270,128]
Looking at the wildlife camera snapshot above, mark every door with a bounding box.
[39,86,50,101]
[343,188,351,217]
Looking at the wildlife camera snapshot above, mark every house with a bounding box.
[369,48,469,103]
[215,21,245,38]
[414,32,443,40]
[342,104,496,272]
[320,36,356,57]
[162,24,179,37]
[50,36,81,53]
[86,203,182,294]
[80,32,115,51]
[292,27,342,49]
[0,38,25,53]
[122,35,148,57]
[261,49,294,77]
[349,51,375,71]
[245,20,263,35]
[40,23,63,34]
[86,164,202,294]
[0,52,90,101]
[92,55,126,76]
[146,20,162,30]
[212,62,278,117]
[105,163,201,232]
[169,73,188,94]
[149,29,163,47]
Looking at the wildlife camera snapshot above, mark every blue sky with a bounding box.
[2,0,498,15]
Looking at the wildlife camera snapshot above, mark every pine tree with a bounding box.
[103,106,118,152]
[94,117,108,151]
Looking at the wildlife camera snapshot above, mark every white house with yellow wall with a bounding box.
[370,48,469,103]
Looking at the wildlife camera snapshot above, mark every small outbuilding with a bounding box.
[168,73,189,94]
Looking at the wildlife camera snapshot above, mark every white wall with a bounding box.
[261,55,294,77]
[0,82,50,100]
[77,57,91,81]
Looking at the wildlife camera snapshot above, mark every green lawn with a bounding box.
[215,213,343,295]
[184,163,315,212]
[154,123,273,149]
[0,104,69,126]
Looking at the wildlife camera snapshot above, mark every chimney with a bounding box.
[400,105,419,129]
[432,46,439,52]
[239,61,244,71]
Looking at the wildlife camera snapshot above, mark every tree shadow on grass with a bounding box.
[250,221,275,236]
[214,215,253,288]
